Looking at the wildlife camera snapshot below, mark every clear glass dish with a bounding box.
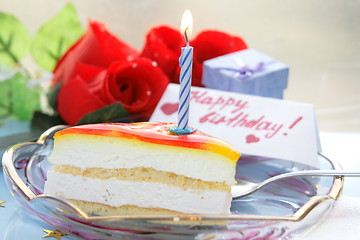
[2,126,344,240]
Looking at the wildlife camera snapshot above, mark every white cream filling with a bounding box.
[49,135,236,185]
[44,171,232,214]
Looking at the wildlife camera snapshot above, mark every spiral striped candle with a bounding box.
[176,10,194,130]
[178,45,193,129]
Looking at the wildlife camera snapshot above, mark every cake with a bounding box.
[44,122,240,216]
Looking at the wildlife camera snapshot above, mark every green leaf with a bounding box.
[0,12,31,65]
[77,103,130,125]
[31,3,84,71]
[0,71,41,120]
[47,83,62,110]
[12,72,41,120]
[30,111,65,133]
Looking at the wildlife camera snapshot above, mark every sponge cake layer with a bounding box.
[45,171,232,215]
[49,133,236,185]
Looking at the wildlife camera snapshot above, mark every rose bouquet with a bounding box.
[48,23,247,126]
[141,26,248,87]
[0,3,248,131]
[50,21,169,125]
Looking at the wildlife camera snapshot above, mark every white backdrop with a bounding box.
[1,0,359,132]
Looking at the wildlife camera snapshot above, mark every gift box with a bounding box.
[202,49,289,99]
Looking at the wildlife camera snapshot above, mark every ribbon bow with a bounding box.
[217,59,267,80]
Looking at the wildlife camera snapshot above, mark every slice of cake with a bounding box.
[44,122,240,215]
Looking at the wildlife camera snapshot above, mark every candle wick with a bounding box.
[184,27,189,47]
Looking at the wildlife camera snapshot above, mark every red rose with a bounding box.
[190,30,248,87]
[52,21,169,125]
[52,21,139,85]
[57,58,168,125]
[141,26,248,87]
[140,26,184,84]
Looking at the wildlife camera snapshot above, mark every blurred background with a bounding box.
[1,0,359,132]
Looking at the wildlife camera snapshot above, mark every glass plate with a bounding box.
[2,126,344,240]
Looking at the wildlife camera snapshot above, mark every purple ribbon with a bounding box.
[216,61,266,80]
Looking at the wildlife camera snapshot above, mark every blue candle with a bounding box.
[178,10,193,130]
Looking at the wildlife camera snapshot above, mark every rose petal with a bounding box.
[102,58,169,120]
[52,20,139,85]
[73,62,108,96]
[190,30,248,86]
[190,30,248,63]
[140,26,184,83]
[57,76,107,125]
[72,62,105,84]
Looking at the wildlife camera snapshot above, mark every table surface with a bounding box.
[0,120,359,240]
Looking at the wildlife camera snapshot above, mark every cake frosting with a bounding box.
[44,122,240,215]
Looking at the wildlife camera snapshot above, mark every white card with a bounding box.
[150,83,321,167]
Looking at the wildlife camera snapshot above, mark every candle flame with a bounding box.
[181,10,193,37]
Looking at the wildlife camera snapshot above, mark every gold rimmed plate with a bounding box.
[2,126,343,239]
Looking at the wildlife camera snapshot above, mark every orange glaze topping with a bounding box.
[55,122,240,162]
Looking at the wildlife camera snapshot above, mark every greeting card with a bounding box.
[151,84,321,167]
